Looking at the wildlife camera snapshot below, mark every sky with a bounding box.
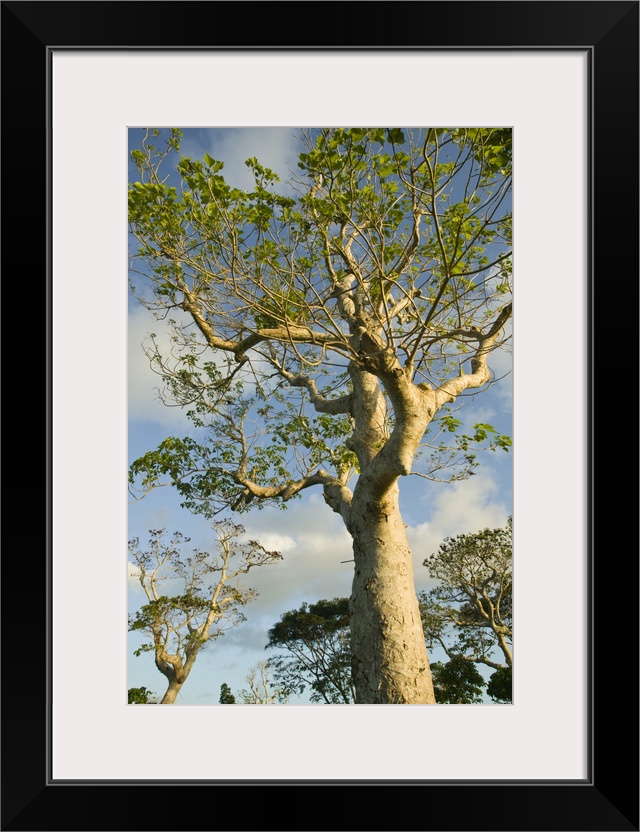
[127,127,513,705]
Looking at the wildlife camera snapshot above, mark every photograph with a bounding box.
[126,125,514,708]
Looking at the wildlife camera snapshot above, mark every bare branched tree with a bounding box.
[237,661,289,704]
[128,520,282,703]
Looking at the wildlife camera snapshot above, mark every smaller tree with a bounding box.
[420,518,512,702]
[128,686,158,704]
[237,661,289,704]
[129,520,282,703]
[219,682,236,704]
[430,658,486,704]
[266,598,354,703]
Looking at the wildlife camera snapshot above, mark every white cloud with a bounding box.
[128,305,283,437]
[127,304,196,431]
[408,471,510,589]
[237,492,354,616]
[127,560,141,587]
[239,529,296,554]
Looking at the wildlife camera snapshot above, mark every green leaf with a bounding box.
[386,129,405,144]
[473,423,496,433]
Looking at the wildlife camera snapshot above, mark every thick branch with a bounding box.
[321,477,353,526]
[182,289,347,362]
[434,302,512,407]
[154,643,184,682]
[180,291,241,354]
[275,365,353,414]
[233,468,346,504]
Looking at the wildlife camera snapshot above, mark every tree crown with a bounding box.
[265,597,354,704]
[420,517,513,674]
[128,127,512,518]
[128,521,282,664]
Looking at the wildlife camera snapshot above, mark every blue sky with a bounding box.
[127,127,513,704]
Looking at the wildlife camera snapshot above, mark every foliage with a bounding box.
[128,520,282,703]
[219,682,236,704]
[430,657,486,704]
[128,126,512,516]
[420,518,512,683]
[127,686,158,704]
[265,598,354,703]
[236,661,289,704]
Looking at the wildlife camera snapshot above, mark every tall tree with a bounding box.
[128,521,282,703]
[420,518,512,701]
[129,127,512,703]
[266,598,354,704]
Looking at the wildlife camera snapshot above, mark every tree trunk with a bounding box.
[155,653,191,704]
[160,680,184,704]
[349,481,436,704]
[155,643,200,703]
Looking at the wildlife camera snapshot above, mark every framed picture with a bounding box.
[3,2,637,829]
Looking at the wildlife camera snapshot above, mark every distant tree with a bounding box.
[420,518,512,702]
[486,666,512,703]
[266,598,354,703]
[128,520,282,703]
[127,686,158,704]
[430,657,485,704]
[128,126,512,703]
[219,682,236,704]
[237,661,289,704]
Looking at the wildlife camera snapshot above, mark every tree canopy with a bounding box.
[266,597,354,704]
[430,657,486,704]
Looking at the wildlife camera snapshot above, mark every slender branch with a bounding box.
[434,301,512,407]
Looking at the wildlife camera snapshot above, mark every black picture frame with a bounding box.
[2,2,638,830]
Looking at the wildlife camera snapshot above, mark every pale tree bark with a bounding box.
[162,687,180,704]
[155,643,199,704]
[160,678,183,704]
[238,661,287,704]
[331,298,508,702]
